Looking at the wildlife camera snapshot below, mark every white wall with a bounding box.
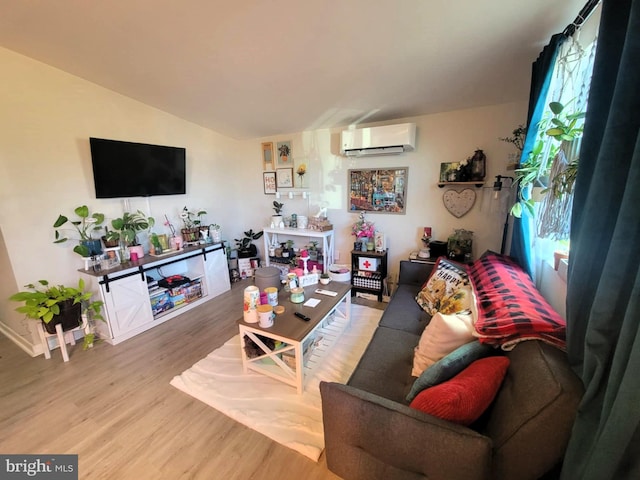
[0,45,528,353]
[0,47,248,351]
[254,102,527,285]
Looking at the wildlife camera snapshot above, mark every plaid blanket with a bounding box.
[467,252,566,351]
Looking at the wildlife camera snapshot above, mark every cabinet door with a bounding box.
[204,248,231,298]
[102,274,154,338]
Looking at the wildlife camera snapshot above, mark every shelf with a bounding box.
[437,181,484,188]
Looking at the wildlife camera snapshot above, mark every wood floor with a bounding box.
[0,280,384,480]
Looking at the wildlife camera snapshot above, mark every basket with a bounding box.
[328,264,351,282]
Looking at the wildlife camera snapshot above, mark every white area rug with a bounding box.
[170,304,381,461]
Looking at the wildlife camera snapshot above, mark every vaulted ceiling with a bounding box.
[0,0,585,139]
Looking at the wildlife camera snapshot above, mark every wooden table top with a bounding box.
[238,281,351,342]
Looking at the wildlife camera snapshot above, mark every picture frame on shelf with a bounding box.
[276,141,292,166]
[348,167,408,214]
[261,142,274,170]
[440,162,461,182]
[263,171,277,194]
[276,168,294,188]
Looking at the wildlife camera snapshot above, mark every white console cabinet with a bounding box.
[80,244,230,345]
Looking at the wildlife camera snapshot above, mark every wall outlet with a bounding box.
[335,250,340,260]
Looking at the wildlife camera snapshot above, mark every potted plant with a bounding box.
[234,229,264,258]
[308,240,319,261]
[272,201,284,226]
[320,273,331,285]
[10,279,104,349]
[104,210,155,246]
[508,101,585,218]
[53,205,106,257]
[180,206,207,242]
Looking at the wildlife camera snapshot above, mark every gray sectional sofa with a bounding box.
[320,260,584,480]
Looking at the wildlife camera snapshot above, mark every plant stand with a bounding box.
[37,315,90,362]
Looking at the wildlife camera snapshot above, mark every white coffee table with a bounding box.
[238,282,351,394]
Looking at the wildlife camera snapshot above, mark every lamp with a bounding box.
[493,175,514,199]
[493,175,514,254]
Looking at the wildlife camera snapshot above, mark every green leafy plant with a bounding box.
[180,206,207,229]
[272,201,284,215]
[105,210,155,245]
[10,279,104,349]
[53,205,106,257]
[510,101,585,218]
[234,229,264,257]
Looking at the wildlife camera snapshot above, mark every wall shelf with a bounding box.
[437,182,484,188]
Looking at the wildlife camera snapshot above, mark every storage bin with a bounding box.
[328,264,351,282]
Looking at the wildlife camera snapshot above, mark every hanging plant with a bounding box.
[509,101,585,218]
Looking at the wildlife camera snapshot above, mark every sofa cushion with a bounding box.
[468,251,566,350]
[406,340,497,402]
[348,326,419,403]
[409,356,510,425]
[415,257,471,315]
[379,283,431,335]
[411,311,476,377]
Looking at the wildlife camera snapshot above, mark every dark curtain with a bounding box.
[562,0,640,478]
[509,34,565,277]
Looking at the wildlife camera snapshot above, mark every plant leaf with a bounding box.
[549,102,564,115]
[53,215,68,228]
[75,205,89,218]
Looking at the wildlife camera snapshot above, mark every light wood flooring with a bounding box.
[0,280,384,480]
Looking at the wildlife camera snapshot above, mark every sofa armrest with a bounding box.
[320,381,492,480]
[398,260,434,287]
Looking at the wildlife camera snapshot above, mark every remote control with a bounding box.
[315,289,338,297]
[294,312,311,321]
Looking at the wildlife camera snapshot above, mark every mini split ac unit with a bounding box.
[340,123,416,157]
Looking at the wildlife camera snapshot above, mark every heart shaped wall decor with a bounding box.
[443,189,476,218]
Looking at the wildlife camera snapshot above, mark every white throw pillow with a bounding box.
[411,311,476,377]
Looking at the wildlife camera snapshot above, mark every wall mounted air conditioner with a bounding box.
[340,123,416,157]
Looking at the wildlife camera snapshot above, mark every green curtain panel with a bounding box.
[562,0,640,478]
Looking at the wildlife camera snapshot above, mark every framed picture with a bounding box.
[263,171,277,194]
[261,142,274,170]
[439,162,460,182]
[348,167,408,214]
[276,141,292,166]
[276,168,293,188]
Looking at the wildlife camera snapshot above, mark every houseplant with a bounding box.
[272,201,284,226]
[508,101,585,219]
[180,206,207,242]
[234,229,264,258]
[53,205,106,257]
[10,279,104,349]
[104,210,155,246]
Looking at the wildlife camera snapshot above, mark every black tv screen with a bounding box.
[90,137,186,198]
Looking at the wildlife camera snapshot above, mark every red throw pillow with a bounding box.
[409,356,510,425]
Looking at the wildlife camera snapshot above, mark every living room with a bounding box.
[2,1,639,479]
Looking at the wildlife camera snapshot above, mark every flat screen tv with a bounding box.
[90,137,186,198]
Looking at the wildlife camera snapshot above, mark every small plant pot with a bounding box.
[320,276,330,285]
[43,300,81,334]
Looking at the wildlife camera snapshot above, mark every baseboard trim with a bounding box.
[0,321,40,357]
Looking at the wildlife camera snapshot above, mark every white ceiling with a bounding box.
[0,0,585,140]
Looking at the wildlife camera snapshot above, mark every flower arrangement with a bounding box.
[352,212,375,238]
